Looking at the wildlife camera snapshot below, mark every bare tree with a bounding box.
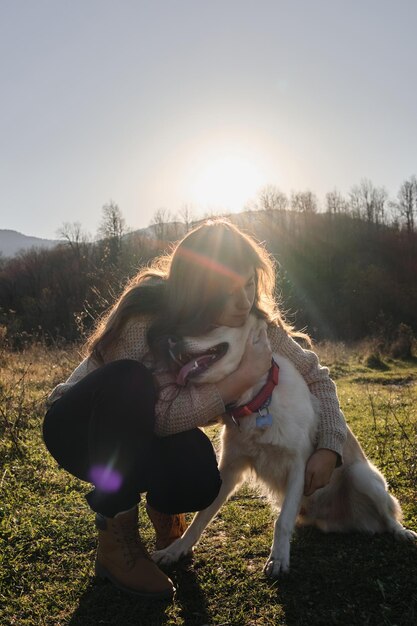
[348,185,362,218]
[256,185,288,212]
[178,204,195,232]
[57,222,90,256]
[349,179,374,222]
[372,186,388,225]
[391,176,417,233]
[348,179,388,224]
[97,201,126,262]
[98,201,126,241]
[149,208,172,241]
[325,189,348,214]
[291,190,318,213]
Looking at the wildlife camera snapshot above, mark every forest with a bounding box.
[0,178,416,349]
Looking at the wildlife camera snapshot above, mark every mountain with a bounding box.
[0,213,258,258]
[0,230,60,258]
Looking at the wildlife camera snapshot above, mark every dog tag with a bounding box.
[256,412,273,429]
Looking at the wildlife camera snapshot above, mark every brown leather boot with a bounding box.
[146,504,187,550]
[94,507,175,599]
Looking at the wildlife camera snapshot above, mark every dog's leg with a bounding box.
[264,460,305,578]
[153,458,247,567]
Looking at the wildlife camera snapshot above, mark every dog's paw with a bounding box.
[152,548,179,567]
[394,527,417,541]
[263,556,289,578]
[152,539,193,567]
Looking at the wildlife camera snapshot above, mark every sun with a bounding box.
[188,154,267,212]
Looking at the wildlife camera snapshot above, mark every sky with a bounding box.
[1,0,416,239]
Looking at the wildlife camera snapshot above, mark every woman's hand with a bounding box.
[304,449,338,496]
[216,327,272,407]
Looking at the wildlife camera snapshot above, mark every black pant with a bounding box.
[43,359,222,517]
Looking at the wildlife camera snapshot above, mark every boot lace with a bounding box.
[113,516,150,567]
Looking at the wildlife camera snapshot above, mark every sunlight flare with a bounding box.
[189,153,267,212]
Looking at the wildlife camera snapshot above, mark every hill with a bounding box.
[0,229,60,258]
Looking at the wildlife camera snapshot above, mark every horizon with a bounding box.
[1,0,417,239]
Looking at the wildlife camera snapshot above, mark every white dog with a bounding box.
[154,315,416,577]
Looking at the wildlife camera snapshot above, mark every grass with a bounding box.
[1,342,417,626]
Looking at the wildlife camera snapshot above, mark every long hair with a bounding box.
[86,218,309,363]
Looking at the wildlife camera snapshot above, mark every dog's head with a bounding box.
[170,314,266,385]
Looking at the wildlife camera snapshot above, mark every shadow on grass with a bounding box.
[272,527,417,626]
[67,560,211,626]
[66,529,417,626]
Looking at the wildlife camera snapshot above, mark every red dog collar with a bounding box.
[229,360,279,420]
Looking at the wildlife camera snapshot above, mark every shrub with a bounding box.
[364,351,389,370]
[390,323,414,359]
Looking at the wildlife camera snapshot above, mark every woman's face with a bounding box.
[215,267,256,327]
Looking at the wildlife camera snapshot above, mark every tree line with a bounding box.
[251,176,417,233]
[0,179,416,348]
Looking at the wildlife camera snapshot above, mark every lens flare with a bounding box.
[89,464,123,493]
[176,246,245,283]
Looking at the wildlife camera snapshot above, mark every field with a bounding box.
[1,342,416,626]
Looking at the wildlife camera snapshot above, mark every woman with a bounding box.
[43,219,346,599]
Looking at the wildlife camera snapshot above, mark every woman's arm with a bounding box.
[268,324,346,457]
[102,317,266,436]
[105,317,273,436]
[47,316,271,434]
[153,327,272,436]
[268,324,347,494]
[104,317,224,435]
[46,356,98,406]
